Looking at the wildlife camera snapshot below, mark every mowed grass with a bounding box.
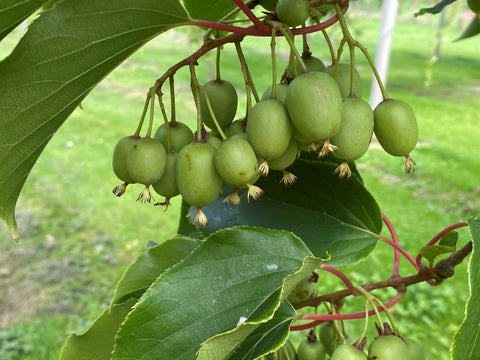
[0,5,479,360]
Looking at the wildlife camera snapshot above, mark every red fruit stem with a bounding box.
[379,236,419,271]
[382,214,401,275]
[415,221,469,268]
[230,0,268,31]
[189,14,339,37]
[290,291,404,332]
[319,264,360,296]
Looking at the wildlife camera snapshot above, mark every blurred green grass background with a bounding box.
[0,2,479,359]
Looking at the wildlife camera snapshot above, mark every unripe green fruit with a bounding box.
[112,135,140,184]
[286,71,342,143]
[246,99,293,160]
[373,99,418,157]
[276,0,310,27]
[259,0,278,11]
[154,121,194,153]
[127,138,166,185]
[468,0,480,13]
[368,335,408,360]
[288,55,326,78]
[214,138,259,188]
[287,273,317,305]
[269,137,297,170]
[152,152,179,199]
[405,338,425,360]
[261,83,289,103]
[331,97,374,161]
[225,119,246,138]
[324,63,362,98]
[176,142,223,208]
[200,80,238,131]
[207,135,222,150]
[318,322,335,356]
[330,344,367,360]
[297,338,326,360]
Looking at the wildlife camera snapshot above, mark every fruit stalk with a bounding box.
[169,75,176,124]
[189,63,204,142]
[156,92,173,151]
[134,91,151,137]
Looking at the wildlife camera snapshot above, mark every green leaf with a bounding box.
[414,0,457,17]
[452,216,480,360]
[183,159,381,266]
[60,298,137,360]
[198,302,296,360]
[0,0,48,41]
[111,236,200,305]
[183,0,237,21]
[440,231,459,247]
[456,17,480,41]
[112,227,315,360]
[0,0,189,241]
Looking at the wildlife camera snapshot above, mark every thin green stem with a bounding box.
[134,92,151,137]
[145,85,157,138]
[189,63,203,142]
[321,29,336,64]
[268,20,307,73]
[348,42,356,97]
[333,2,389,100]
[301,24,310,57]
[157,92,172,151]
[215,45,222,81]
[356,287,384,329]
[359,301,370,341]
[198,85,227,140]
[235,41,259,106]
[270,27,277,100]
[169,75,176,124]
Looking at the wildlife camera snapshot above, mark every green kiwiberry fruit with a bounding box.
[269,137,297,171]
[330,344,367,360]
[259,0,278,11]
[261,83,289,103]
[286,71,342,143]
[112,135,140,184]
[405,338,425,360]
[288,55,325,78]
[297,337,326,360]
[318,322,335,356]
[246,99,293,164]
[127,138,167,185]
[154,121,194,153]
[373,99,418,157]
[331,97,374,178]
[176,142,223,226]
[200,80,238,131]
[225,119,247,138]
[324,63,362,98]
[214,138,259,188]
[368,335,408,360]
[468,0,480,13]
[276,0,310,27]
[207,135,222,150]
[152,152,179,199]
[214,138,263,204]
[287,273,318,305]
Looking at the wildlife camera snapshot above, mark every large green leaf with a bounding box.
[0,0,48,41]
[111,227,317,360]
[183,159,381,267]
[60,298,137,360]
[197,302,296,360]
[183,0,238,21]
[111,236,200,304]
[0,0,189,241]
[452,216,480,360]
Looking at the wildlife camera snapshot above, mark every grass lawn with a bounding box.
[1,4,479,359]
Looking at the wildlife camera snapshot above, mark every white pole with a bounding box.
[369,0,399,108]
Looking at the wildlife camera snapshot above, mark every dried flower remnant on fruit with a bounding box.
[112,182,128,197]
[318,139,339,158]
[137,186,154,203]
[194,207,208,227]
[224,189,241,206]
[404,155,416,174]
[154,198,172,211]
[246,183,263,201]
[334,161,352,179]
[258,160,270,176]
[280,170,297,185]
